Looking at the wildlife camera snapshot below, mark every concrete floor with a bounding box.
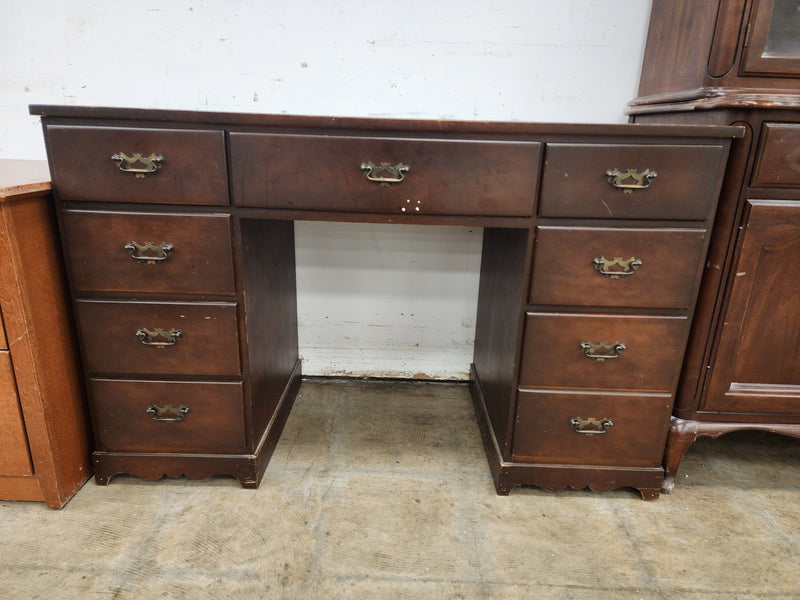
[2,379,799,599]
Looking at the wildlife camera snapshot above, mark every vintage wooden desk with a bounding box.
[30,105,740,499]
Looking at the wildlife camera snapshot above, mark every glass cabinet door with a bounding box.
[742,0,800,75]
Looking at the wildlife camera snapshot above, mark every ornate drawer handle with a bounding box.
[360,161,410,187]
[579,341,626,362]
[146,405,190,422]
[569,417,614,434]
[124,241,174,264]
[136,327,182,348]
[592,256,642,279]
[605,168,656,193]
[111,152,164,178]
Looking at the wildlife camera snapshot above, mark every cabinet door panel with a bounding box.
[0,351,33,475]
[704,200,800,414]
[741,0,800,76]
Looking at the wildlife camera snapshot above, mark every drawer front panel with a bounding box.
[530,226,707,308]
[0,351,34,475]
[539,143,726,220]
[519,312,689,392]
[751,123,800,187]
[512,389,672,467]
[230,133,541,216]
[90,379,246,454]
[46,126,228,205]
[62,210,235,295]
[75,300,241,377]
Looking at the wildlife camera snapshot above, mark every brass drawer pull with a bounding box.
[592,256,642,279]
[579,341,626,362]
[360,161,410,187]
[569,417,614,434]
[111,152,164,178]
[605,168,656,193]
[146,405,190,422]
[136,327,183,348]
[124,241,174,264]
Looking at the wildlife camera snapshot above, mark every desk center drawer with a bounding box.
[75,300,241,377]
[230,133,541,216]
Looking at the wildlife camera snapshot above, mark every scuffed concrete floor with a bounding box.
[2,379,799,599]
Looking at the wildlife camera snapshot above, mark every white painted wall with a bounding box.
[0,0,652,378]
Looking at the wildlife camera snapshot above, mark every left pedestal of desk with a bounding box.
[0,160,91,508]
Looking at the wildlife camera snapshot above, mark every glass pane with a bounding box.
[764,0,800,57]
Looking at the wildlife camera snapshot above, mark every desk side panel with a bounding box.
[473,227,530,457]
[239,218,299,443]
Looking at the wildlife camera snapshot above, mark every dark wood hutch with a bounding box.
[629,0,800,490]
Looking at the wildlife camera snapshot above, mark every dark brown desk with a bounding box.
[30,105,740,498]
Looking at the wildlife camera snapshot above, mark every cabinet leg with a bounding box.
[664,419,800,492]
[662,417,699,493]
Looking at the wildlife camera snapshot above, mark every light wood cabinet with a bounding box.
[0,160,91,508]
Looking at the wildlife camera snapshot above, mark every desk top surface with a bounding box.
[29,105,744,139]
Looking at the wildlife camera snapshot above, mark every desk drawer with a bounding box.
[539,143,727,220]
[90,379,246,454]
[62,210,235,295]
[519,312,689,392]
[530,226,707,308]
[751,123,800,187]
[46,125,228,205]
[75,300,241,377]
[230,133,541,216]
[512,389,671,467]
